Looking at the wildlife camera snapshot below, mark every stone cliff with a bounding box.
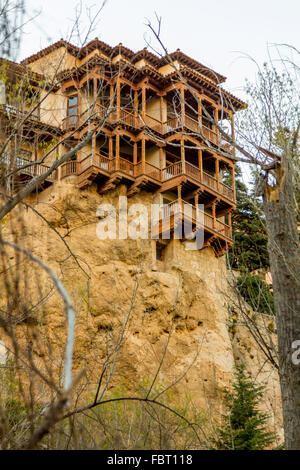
[1,178,283,442]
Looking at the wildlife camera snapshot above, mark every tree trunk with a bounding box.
[263,153,300,450]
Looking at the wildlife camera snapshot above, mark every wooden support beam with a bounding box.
[214,107,219,144]
[142,137,146,173]
[134,90,138,117]
[198,149,203,180]
[93,77,97,100]
[92,133,96,165]
[116,81,121,120]
[109,136,113,158]
[216,157,220,191]
[184,188,204,201]
[133,142,138,165]
[181,86,185,126]
[206,196,219,208]
[159,147,164,170]
[110,84,114,107]
[231,113,235,142]
[116,135,120,170]
[177,184,182,210]
[212,201,216,229]
[133,142,138,176]
[181,138,185,173]
[231,165,235,197]
[160,96,164,122]
[197,95,202,124]
[142,86,146,119]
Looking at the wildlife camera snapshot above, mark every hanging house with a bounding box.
[0,39,246,256]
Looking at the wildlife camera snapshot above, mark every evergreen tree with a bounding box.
[225,165,274,314]
[212,364,277,450]
[228,165,269,272]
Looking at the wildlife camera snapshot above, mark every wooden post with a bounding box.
[142,85,146,120]
[93,77,97,100]
[110,84,114,105]
[160,96,163,121]
[159,147,164,181]
[216,157,220,191]
[177,184,182,210]
[212,201,216,229]
[195,192,199,207]
[231,164,235,199]
[117,80,121,120]
[231,113,235,142]
[77,89,81,127]
[160,96,164,133]
[134,90,138,117]
[142,137,146,174]
[92,133,96,165]
[198,149,203,181]
[214,107,219,144]
[228,210,232,227]
[198,96,202,126]
[116,134,120,170]
[228,211,232,238]
[109,136,113,158]
[159,147,164,169]
[181,86,185,127]
[181,138,185,173]
[133,142,138,165]
[133,142,137,176]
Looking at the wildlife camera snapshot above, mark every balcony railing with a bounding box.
[77,153,234,201]
[62,114,79,130]
[61,161,77,178]
[76,105,230,151]
[110,156,134,175]
[158,199,232,240]
[162,160,234,201]
[1,154,56,182]
[0,104,40,121]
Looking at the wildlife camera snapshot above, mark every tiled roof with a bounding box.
[21,38,225,83]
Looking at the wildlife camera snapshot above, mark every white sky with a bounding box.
[21,0,299,98]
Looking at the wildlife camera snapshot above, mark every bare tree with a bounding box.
[146,17,300,449]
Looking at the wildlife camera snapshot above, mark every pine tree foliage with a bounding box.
[236,272,275,315]
[212,364,277,450]
[228,165,269,272]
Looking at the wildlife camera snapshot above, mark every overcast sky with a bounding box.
[21,0,299,98]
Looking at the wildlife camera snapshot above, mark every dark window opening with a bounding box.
[156,242,165,262]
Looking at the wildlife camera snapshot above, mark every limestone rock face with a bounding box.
[1,180,282,440]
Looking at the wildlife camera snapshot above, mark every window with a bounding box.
[156,242,165,262]
[67,94,78,126]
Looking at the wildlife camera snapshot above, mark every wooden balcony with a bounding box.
[60,161,78,179]
[62,114,80,131]
[76,150,234,202]
[152,198,232,254]
[76,105,233,152]
[1,154,57,185]
[161,160,235,202]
